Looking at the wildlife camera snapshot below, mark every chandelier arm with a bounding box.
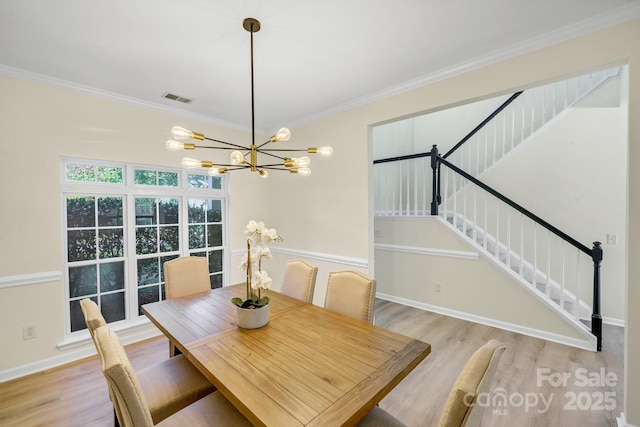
[206,163,248,167]
[258,165,293,170]
[222,166,252,171]
[197,146,251,151]
[255,150,287,161]
[202,138,251,150]
[259,148,309,152]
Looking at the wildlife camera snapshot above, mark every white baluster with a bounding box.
[473,186,478,244]
[443,167,449,222]
[495,201,499,257]
[575,250,581,319]
[533,222,538,289]
[520,213,525,278]
[530,89,535,139]
[413,158,420,216]
[484,193,488,250]
[560,240,566,311]
[546,230,551,298]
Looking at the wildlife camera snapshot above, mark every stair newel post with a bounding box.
[591,241,603,351]
[430,144,440,215]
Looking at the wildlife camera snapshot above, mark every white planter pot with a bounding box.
[235,304,270,329]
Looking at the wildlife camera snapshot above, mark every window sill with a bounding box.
[57,317,160,351]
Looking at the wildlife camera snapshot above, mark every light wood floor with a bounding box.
[0,300,623,427]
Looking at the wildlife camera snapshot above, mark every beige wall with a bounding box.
[0,76,262,371]
[1,16,639,425]
[374,217,590,344]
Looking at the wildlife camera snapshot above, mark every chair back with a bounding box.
[324,270,376,323]
[164,256,211,299]
[80,298,106,340]
[94,325,155,427]
[280,259,318,303]
[438,339,506,427]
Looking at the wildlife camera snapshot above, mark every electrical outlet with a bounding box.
[23,325,37,340]
[606,234,618,245]
[434,283,441,293]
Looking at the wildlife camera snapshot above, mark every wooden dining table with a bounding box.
[142,284,431,426]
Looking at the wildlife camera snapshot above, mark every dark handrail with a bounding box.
[439,156,592,256]
[373,152,431,165]
[443,91,523,159]
[374,91,523,166]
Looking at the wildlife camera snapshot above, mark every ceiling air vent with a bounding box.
[162,92,193,104]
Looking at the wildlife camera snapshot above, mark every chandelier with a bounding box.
[165,18,333,179]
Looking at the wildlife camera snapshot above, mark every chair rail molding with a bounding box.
[232,246,368,268]
[0,271,62,289]
[374,243,479,260]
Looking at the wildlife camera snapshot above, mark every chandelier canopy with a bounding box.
[165,18,333,179]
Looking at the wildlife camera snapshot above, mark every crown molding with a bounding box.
[288,3,640,129]
[2,4,639,133]
[0,64,254,133]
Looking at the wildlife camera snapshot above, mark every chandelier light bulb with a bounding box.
[298,167,311,176]
[230,151,245,165]
[317,147,333,157]
[165,140,184,151]
[171,126,193,140]
[293,156,311,168]
[272,127,291,142]
[208,168,226,176]
[259,170,269,179]
[181,158,203,169]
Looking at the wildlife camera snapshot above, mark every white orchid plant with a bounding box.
[232,220,283,308]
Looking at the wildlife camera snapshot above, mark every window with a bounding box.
[63,159,227,334]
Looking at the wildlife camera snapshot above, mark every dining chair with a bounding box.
[356,339,507,427]
[164,256,211,356]
[324,270,376,324]
[93,325,252,427]
[279,259,318,303]
[80,299,216,426]
[164,256,211,299]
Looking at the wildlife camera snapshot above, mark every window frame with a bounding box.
[61,157,229,337]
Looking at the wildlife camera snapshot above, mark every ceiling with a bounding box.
[1,0,639,134]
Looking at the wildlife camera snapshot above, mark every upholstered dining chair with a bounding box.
[164,256,211,299]
[164,256,211,356]
[324,270,376,324]
[356,339,507,427]
[80,299,216,426]
[279,259,318,303]
[93,325,252,427]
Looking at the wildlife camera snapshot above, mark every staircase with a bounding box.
[443,66,622,177]
[373,67,622,351]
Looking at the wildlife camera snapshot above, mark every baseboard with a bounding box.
[377,292,595,351]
